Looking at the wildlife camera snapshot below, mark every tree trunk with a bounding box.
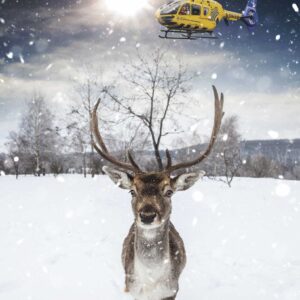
[90,135,95,178]
[83,152,87,178]
[154,146,163,171]
[14,163,19,180]
[36,152,41,177]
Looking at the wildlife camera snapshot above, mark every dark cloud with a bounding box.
[0,0,299,149]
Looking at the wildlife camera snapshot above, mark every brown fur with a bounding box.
[121,172,187,299]
[122,222,186,294]
[131,173,171,221]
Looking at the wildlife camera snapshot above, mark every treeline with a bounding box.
[1,109,298,183]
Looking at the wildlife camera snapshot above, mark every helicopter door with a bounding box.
[202,7,215,27]
[189,4,202,26]
[191,4,201,16]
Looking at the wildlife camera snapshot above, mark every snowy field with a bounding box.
[0,175,300,300]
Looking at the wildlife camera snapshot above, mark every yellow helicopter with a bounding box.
[156,0,258,39]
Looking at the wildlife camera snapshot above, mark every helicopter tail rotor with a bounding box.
[242,0,258,28]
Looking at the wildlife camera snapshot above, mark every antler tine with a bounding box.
[165,149,172,171]
[127,150,142,173]
[91,98,141,173]
[166,85,224,173]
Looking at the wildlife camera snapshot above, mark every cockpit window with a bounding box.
[160,1,181,15]
[179,4,191,15]
[203,7,209,16]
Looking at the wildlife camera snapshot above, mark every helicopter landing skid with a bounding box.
[159,29,218,40]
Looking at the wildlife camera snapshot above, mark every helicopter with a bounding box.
[155,0,258,39]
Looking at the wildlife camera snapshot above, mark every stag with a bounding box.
[91,86,224,300]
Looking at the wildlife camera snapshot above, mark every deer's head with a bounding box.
[103,167,205,227]
[92,86,224,228]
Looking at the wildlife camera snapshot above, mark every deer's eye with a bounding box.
[129,190,136,197]
[165,190,173,197]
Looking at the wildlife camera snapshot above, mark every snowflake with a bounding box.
[292,3,299,13]
[6,52,14,59]
[211,73,217,80]
[268,130,279,139]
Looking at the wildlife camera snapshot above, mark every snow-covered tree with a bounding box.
[18,94,59,176]
[203,115,242,186]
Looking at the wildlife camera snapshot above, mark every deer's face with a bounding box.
[103,167,205,228]
[131,173,173,227]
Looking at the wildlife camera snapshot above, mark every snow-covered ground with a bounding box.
[0,175,300,300]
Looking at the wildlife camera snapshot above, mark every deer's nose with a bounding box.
[139,205,157,224]
[140,211,157,224]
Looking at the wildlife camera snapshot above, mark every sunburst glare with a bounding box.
[104,0,149,17]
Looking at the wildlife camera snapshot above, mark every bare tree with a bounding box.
[5,131,25,178]
[0,153,7,176]
[103,49,192,171]
[70,72,104,177]
[223,148,242,187]
[219,116,242,187]
[66,119,89,177]
[0,154,5,175]
[202,115,242,186]
[17,94,58,176]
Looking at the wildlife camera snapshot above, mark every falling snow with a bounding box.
[211,73,217,80]
[6,52,14,59]
[292,3,299,13]
[222,134,228,141]
[19,54,25,64]
[268,130,279,139]
[45,63,53,71]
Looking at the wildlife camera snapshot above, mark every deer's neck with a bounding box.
[135,219,170,265]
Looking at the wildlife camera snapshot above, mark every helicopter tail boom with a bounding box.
[242,0,258,27]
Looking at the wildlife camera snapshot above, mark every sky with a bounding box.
[0,0,299,151]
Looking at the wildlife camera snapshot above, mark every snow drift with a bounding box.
[0,175,299,300]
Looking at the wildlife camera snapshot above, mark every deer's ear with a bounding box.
[103,166,133,190]
[172,171,205,191]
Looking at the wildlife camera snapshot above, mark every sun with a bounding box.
[104,0,149,16]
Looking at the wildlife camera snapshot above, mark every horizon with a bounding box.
[1,136,300,155]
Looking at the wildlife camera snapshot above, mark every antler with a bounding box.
[91,98,142,173]
[165,86,224,173]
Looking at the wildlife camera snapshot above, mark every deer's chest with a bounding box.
[131,255,176,300]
